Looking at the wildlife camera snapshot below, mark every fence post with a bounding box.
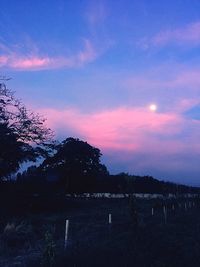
[109,213,112,225]
[64,220,69,249]
[185,203,187,211]
[151,207,154,216]
[163,206,167,224]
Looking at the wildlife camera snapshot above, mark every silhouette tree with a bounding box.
[0,79,53,179]
[42,137,108,192]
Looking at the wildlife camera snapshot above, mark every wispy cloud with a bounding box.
[153,21,200,46]
[10,56,51,69]
[138,21,200,49]
[84,1,114,52]
[126,69,200,90]
[0,38,99,71]
[85,1,107,27]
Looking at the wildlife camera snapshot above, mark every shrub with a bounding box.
[41,231,56,267]
[1,221,33,249]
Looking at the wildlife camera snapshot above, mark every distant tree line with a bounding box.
[15,166,200,195]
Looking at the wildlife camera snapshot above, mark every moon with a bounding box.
[149,104,157,111]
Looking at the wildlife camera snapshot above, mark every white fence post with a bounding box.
[151,207,154,216]
[163,206,167,224]
[109,213,112,224]
[64,220,69,249]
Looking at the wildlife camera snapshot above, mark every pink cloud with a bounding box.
[10,56,51,69]
[39,106,184,152]
[0,55,8,66]
[35,105,200,179]
[0,39,99,71]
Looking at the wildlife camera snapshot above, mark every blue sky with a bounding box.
[1,0,200,185]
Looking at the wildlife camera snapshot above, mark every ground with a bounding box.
[0,197,200,267]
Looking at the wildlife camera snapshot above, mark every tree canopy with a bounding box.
[42,137,109,192]
[0,79,53,179]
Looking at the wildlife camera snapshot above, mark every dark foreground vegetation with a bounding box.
[1,196,200,267]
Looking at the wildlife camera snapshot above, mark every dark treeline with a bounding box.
[12,137,200,195]
[13,170,200,195]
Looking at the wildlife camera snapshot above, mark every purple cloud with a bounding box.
[0,39,99,71]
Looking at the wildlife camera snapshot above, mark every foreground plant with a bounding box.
[41,231,56,267]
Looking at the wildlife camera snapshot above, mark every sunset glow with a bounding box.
[1,0,200,185]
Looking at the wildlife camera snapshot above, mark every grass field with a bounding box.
[0,197,200,267]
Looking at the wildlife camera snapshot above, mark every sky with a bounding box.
[1,0,200,185]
